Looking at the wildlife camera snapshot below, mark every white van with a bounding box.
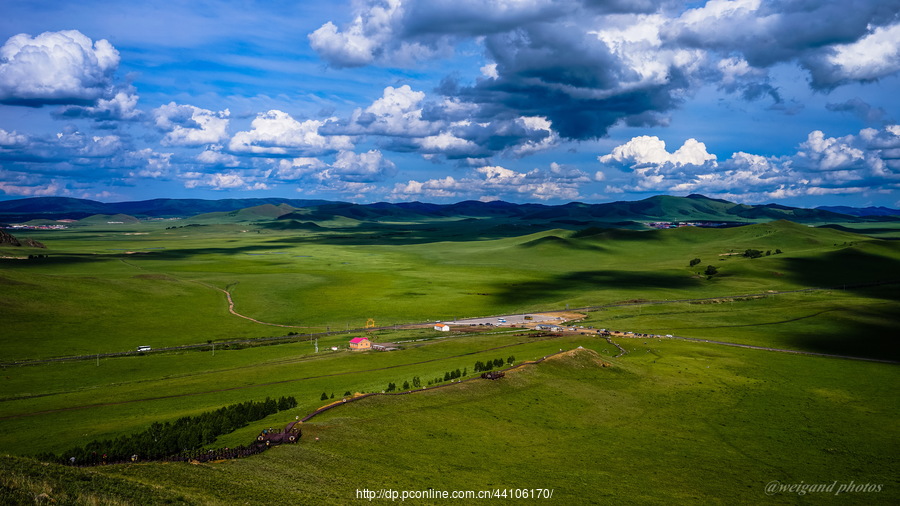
[137,345,151,352]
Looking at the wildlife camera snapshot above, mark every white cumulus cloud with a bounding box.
[823,23,900,85]
[56,88,142,121]
[153,102,230,147]
[599,136,716,168]
[229,110,353,155]
[317,149,396,183]
[391,163,585,201]
[0,30,119,105]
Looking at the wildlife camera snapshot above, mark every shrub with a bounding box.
[743,249,763,259]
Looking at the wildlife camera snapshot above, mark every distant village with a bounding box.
[3,222,71,230]
[647,221,733,229]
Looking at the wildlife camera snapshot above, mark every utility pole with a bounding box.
[212,343,215,356]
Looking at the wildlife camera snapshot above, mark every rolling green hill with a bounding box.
[186,203,296,223]
[76,213,141,225]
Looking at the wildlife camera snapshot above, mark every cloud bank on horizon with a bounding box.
[0,0,899,207]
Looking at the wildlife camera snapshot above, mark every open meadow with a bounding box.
[1,215,899,504]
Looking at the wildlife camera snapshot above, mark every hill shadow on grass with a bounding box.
[785,304,900,361]
[757,246,900,360]
[489,269,700,306]
[818,224,900,238]
[778,247,900,301]
[517,235,607,252]
[123,243,297,261]
[0,254,109,267]
[263,222,559,246]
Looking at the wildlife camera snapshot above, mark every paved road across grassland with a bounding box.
[444,313,567,327]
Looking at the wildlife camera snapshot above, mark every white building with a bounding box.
[434,324,450,332]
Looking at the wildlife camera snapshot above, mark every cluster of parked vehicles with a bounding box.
[597,329,674,338]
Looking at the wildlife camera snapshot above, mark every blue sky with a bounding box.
[1,0,899,207]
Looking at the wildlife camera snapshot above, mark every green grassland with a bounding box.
[2,337,897,504]
[1,215,898,504]
[3,218,898,361]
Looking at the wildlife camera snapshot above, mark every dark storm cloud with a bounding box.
[826,98,890,124]
[664,0,898,65]
[581,0,661,14]
[311,0,900,145]
[663,0,900,89]
[400,1,571,38]
[309,0,666,68]
[452,23,685,140]
[52,88,142,123]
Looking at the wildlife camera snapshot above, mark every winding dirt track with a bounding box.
[191,280,305,329]
[121,259,308,329]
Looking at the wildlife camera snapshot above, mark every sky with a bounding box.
[1,0,899,208]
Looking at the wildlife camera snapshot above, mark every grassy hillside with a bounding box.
[2,339,891,504]
[0,454,190,505]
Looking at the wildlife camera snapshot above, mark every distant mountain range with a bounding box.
[816,205,900,217]
[1,194,897,225]
[0,197,333,223]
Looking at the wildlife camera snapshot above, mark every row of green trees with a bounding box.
[334,355,521,400]
[377,356,518,393]
[43,396,297,465]
[690,248,785,266]
[474,356,515,373]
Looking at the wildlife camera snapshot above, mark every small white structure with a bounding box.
[434,324,450,332]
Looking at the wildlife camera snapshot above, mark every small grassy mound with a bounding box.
[518,235,572,248]
[541,346,612,368]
